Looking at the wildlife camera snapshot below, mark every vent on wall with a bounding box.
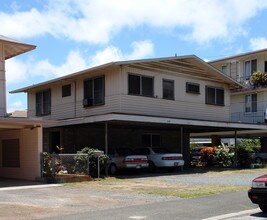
[186,82,200,94]
[83,98,93,107]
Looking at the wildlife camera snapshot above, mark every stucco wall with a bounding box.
[0,127,42,180]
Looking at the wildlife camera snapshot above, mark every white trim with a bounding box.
[191,129,267,137]
[47,113,267,130]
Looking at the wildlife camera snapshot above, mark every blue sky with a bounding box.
[2,0,267,112]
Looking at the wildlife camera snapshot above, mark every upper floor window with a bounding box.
[205,86,224,106]
[245,94,257,112]
[221,65,227,74]
[186,82,200,94]
[36,89,51,116]
[245,59,257,80]
[128,74,154,97]
[62,84,71,97]
[83,76,105,107]
[163,79,174,100]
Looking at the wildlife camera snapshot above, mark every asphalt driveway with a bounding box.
[0,168,266,220]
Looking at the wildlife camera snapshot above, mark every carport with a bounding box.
[44,113,267,166]
[0,117,44,180]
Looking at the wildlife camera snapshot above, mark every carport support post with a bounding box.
[105,122,108,176]
[180,127,184,171]
[234,130,237,168]
[105,122,108,155]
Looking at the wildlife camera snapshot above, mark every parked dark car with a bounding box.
[191,147,203,162]
[254,152,267,164]
[248,174,267,213]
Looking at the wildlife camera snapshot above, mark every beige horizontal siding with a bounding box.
[0,127,42,180]
[121,95,230,121]
[75,94,121,117]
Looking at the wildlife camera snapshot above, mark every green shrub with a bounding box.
[214,146,234,167]
[237,145,255,168]
[74,147,109,177]
[42,152,52,177]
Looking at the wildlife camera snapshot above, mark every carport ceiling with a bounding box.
[50,113,267,136]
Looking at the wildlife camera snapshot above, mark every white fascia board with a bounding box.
[191,129,267,138]
[46,113,267,130]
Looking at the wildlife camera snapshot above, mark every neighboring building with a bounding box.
[9,110,27,118]
[13,55,267,164]
[209,49,267,124]
[0,36,45,180]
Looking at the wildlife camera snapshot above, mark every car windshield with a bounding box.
[152,147,170,153]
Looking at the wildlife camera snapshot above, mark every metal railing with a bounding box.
[41,153,90,177]
[230,100,267,123]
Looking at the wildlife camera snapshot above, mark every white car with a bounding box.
[134,147,184,171]
[108,148,148,175]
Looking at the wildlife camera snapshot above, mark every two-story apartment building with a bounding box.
[209,49,267,124]
[12,55,267,165]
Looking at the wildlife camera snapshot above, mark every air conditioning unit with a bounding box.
[83,98,93,107]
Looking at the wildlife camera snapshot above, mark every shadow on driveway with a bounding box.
[0,178,44,188]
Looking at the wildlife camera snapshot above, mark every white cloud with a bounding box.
[6,40,154,83]
[32,50,88,78]
[126,41,154,60]
[5,58,28,84]
[90,40,154,66]
[90,47,122,67]
[6,92,27,113]
[5,50,88,84]
[250,37,267,50]
[1,0,267,44]
[8,100,25,112]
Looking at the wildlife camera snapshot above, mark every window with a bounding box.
[83,76,105,106]
[2,139,20,167]
[142,134,161,147]
[265,61,267,73]
[245,59,257,80]
[163,79,174,100]
[186,82,200,94]
[205,86,224,106]
[62,84,71,97]
[245,94,257,112]
[221,65,227,74]
[36,89,51,116]
[128,74,154,97]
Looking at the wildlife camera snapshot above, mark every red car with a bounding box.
[248,174,267,213]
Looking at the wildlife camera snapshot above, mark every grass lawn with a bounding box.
[65,167,263,199]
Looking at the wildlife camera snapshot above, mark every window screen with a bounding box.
[2,139,20,167]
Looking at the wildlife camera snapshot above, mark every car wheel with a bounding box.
[255,157,263,164]
[259,204,267,213]
[148,161,156,172]
[108,164,118,175]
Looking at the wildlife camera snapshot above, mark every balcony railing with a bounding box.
[231,100,267,124]
[231,111,265,124]
[229,74,267,91]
